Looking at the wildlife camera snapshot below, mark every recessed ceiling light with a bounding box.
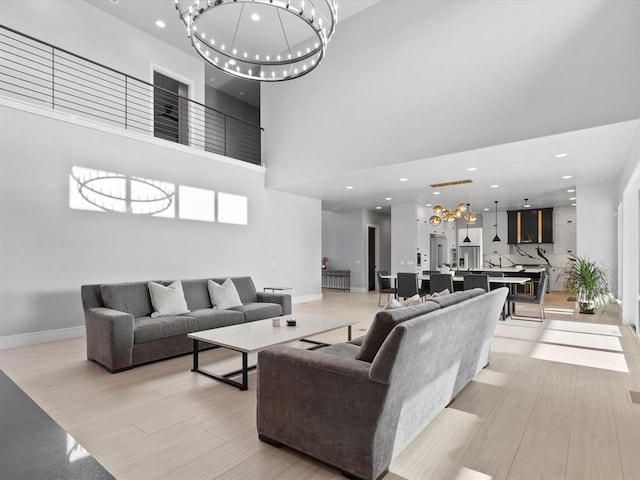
[385,197,392,201]
[555,153,568,158]
[239,91,244,95]
[433,191,440,195]
[571,203,576,206]
[400,178,408,182]
[426,203,432,207]
[562,175,572,179]
[345,186,354,190]
[569,197,576,200]
[490,184,499,188]
[376,206,382,210]
[228,59,236,66]
[467,167,477,171]
[251,13,260,21]
[155,20,166,28]
[210,78,216,82]
[567,189,575,192]
[483,208,490,211]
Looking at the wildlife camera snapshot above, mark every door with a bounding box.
[368,227,376,291]
[153,71,189,146]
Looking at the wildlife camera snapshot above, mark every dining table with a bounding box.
[380,273,531,318]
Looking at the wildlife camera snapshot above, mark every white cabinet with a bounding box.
[553,207,576,255]
[482,211,509,255]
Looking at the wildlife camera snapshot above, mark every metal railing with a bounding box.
[0,25,262,166]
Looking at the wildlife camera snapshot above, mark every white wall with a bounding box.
[0,0,205,104]
[576,181,618,295]
[391,204,418,275]
[618,123,640,329]
[321,209,391,292]
[0,103,321,344]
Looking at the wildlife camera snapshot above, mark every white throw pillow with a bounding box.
[383,298,403,310]
[208,278,243,310]
[431,289,450,298]
[148,281,190,318]
[401,294,422,306]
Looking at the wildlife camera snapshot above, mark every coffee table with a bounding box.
[188,314,356,391]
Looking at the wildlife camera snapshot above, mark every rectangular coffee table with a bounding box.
[188,314,356,391]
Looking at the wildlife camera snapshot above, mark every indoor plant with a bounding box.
[563,254,612,314]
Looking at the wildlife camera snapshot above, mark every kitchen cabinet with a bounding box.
[482,211,509,254]
[553,207,576,255]
[507,208,553,244]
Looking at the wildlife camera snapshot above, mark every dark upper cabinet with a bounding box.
[507,208,553,244]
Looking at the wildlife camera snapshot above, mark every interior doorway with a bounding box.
[368,225,380,291]
[153,71,189,146]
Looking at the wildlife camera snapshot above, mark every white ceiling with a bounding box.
[84,0,639,215]
[85,0,381,107]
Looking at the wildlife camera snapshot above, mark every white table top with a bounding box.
[188,313,356,353]
[381,274,531,285]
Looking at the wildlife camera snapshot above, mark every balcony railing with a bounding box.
[0,24,262,166]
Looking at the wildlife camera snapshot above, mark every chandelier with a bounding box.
[175,0,338,82]
[427,180,477,226]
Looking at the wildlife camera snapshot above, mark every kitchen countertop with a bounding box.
[457,267,546,274]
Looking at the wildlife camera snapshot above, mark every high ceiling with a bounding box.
[86,0,381,107]
[85,1,640,215]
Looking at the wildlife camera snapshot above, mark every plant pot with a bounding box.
[578,302,595,314]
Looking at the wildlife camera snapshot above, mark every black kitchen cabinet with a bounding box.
[507,208,553,244]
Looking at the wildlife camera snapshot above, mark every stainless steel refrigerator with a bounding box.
[458,245,480,269]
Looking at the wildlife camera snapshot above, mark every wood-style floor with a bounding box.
[0,291,639,480]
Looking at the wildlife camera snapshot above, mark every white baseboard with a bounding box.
[0,326,86,351]
[293,294,323,304]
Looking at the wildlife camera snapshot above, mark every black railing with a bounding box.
[0,25,262,166]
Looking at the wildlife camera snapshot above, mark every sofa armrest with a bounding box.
[257,346,389,479]
[84,307,134,372]
[256,292,292,315]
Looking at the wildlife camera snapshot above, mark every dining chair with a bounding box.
[510,273,548,321]
[463,274,490,292]
[397,272,419,300]
[377,270,396,307]
[429,273,454,295]
[488,272,507,319]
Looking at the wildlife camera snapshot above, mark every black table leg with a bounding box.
[191,339,199,371]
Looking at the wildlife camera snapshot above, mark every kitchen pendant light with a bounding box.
[492,200,501,242]
[463,203,472,243]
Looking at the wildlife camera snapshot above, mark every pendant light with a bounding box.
[492,200,501,242]
[463,203,472,243]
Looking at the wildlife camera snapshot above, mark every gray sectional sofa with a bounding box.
[257,287,508,480]
[81,277,291,373]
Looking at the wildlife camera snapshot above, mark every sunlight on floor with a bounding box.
[471,369,509,387]
[530,342,629,372]
[453,466,493,480]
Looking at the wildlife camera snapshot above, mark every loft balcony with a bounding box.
[0,24,262,166]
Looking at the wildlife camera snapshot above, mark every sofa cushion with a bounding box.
[208,279,243,309]
[189,308,245,330]
[316,342,361,359]
[148,281,190,318]
[101,282,154,318]
[133,315,198,344]
[230,303,282,322]
[356,301,442,363]
[213,277,257,304]
[181,279,213,311]
[426,288,485,309]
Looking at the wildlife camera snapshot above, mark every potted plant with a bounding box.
[563,254,612,314]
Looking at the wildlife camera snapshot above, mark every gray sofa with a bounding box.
[81,276,291,373]
[257,287,508,480]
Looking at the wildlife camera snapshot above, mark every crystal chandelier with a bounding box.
[175,0,338,82]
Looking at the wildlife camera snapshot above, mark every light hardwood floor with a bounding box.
[1,291,639,480]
